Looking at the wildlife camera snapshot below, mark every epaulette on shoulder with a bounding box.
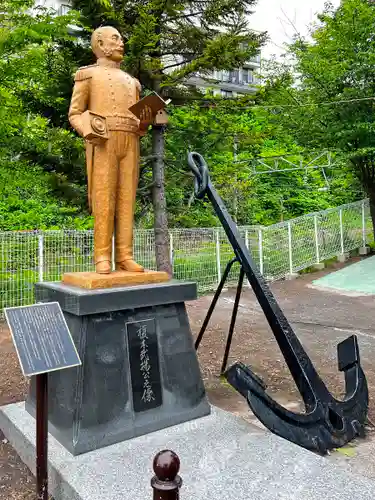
[134,78,142,92]
[74,64,97,82]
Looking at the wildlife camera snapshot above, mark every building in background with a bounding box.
[36,0,82,35]
[185,52,261,97]
[37,0,71,14]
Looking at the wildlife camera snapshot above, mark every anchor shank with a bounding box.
[206,182,325,407]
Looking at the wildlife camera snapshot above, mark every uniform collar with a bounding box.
[96,58,121,68]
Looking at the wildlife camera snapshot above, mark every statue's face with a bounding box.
[98,28,124,62]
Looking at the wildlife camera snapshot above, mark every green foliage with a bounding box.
[0,159,93,230]
[259,0,375,231]
[0,0,89,225]
[147,99,362,228]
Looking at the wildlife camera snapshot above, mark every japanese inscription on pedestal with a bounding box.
[126,319,162,413]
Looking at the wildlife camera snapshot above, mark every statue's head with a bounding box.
[91,26,124,62]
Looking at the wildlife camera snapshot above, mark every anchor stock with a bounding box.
[187,151,369,455]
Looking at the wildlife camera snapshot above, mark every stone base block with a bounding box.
[337,253,348,263]
[1,403,375,500]
[359,246,371,256]
[62,269,169,289]
[312,263,325,271]
[285,273,299,281]
[27,280,210,455]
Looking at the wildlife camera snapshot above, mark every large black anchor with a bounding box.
[187,151,369,455]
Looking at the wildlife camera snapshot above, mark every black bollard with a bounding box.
[151,450,182,500]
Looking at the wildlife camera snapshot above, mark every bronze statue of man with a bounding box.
[68,26,152,274]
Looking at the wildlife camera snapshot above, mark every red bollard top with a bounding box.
[153,450,180,481]
[151,449,182,498]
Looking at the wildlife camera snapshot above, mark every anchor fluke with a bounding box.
[225,356,368,455]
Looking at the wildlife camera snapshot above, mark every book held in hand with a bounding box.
[129,92,170,119]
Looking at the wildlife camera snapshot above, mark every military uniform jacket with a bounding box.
[68,60,143,136]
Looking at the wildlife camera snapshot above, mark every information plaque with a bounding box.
[4,302,81,377]
[126,318,162,413]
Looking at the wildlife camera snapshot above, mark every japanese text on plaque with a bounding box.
[137,323,155,404]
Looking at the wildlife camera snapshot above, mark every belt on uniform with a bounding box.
[106,116,140,133]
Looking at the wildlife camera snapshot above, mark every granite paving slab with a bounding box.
[1,402,375,500]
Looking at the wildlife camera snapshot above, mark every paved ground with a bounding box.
[313,254,375,294]
[188,257,375,480]
[1,256,375,496]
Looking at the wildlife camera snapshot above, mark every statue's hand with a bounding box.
[85,137,106,146]
[139,105,154,129]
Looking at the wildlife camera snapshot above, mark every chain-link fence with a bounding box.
[0,199,372,313]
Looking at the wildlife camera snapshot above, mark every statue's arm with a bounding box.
[68,74,90,137]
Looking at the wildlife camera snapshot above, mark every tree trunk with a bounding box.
[355,156,375,241]
[151,124,172,275]
[369,193,375,242]
[150,11,172,276]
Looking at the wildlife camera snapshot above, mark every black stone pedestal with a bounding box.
[26,280,210,455]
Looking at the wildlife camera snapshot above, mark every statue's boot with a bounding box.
[116,259,144,273]
[96,260,111,274]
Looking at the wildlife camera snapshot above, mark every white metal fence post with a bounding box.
[362,201,366,247]
[169,231,174,272]
[258,228,264,275]
[215,229,221,285]
[314,215,320,264]
[339,208,344,254]
[244,229,251,288]
[288,222,293,275]
[38,233,44,282]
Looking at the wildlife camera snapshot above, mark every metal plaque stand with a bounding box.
[4,302,82,499]
[36,373,48,500]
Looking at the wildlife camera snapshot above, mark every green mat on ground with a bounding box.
[312,256,375,294]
